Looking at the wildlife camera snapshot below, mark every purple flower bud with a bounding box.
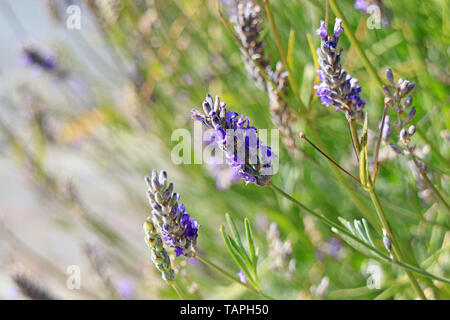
[385,68,394,84]
[333,18,344,37]
[390,144,403,154]
[406,107,416,123]
[316,20,328,40]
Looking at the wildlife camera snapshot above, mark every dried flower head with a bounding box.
[232,1,269,90]
[145,170,199,258]
[267,62,297,149]
[315,18,366,120]
[192,94,277,186]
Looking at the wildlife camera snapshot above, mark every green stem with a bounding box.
[348,118,361,160]
[328,0,383,87]
[263,0,306,113]
[167,281,185,300]
[372,103,388,184]
[269,183,450,284]
[306,120,380,229]
[196,254,275,300]
[367,186,427,300]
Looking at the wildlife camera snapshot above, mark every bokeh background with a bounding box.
[0,0,448,300]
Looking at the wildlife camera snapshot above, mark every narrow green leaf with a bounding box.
[287,28,295,71]
[220,226,258,288]
[228,233,253,273]
[359,113,370,189]
[225,213,243,248]
[244,218,257,270]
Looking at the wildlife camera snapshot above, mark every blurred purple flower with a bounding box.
[237,270,247,284]
[116,278,136,299]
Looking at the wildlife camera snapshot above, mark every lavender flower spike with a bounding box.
[143,217,175,281]
[145,170,199,258]
[191,94,277,186]
[315,18,366,120]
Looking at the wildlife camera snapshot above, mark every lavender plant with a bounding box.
[144,170,199,258]
[191,94,277,186]
[315,17,365,120]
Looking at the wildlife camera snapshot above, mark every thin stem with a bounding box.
[168,281,185,300]
[367,185,427,300]
[372,103,388,184]
[263,0,306,113]
[305,119,380,229]
[348,118,361,160]
[324,0,330,29]
[299,131,362,185]
[196,254,275,300]
[328,0,383,87]
[269,183,450,284]
[410,157,450,212]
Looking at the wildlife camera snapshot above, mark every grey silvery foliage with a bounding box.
[267,222,296,279]
[315,18,366,120]
[143,217,176,281]
[232,1,269,90]
[145,170,199,258]
[191,94,277,186]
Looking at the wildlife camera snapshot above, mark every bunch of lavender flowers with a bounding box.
[191,94,277,186]
[315,18,366,120]
[232,1,269,90]
[145,170,199,258]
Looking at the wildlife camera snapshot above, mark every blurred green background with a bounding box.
[0,0,448,300]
